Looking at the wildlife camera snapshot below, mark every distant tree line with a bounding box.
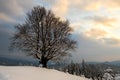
[60,60,120,80]
[62,60,104,80]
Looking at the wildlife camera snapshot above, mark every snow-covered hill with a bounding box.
[0,66,89,80]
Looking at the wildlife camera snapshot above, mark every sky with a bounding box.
[0,0,120,62]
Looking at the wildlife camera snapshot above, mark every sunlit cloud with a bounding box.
[85,1,101,11]
[86,15,118,28]
[84,28,107,39]
[83,0,120,11]
[83,28,120,46]
[52,0,69,18]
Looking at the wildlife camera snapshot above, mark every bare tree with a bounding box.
[10,6,76,68]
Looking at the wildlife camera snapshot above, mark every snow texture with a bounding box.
[0,73,8,80]
[0,66,89,80]
[103,73,113,80]
[115,74,120,80]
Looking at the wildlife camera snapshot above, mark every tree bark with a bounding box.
[40,56,48,68]
[42,60,47,68]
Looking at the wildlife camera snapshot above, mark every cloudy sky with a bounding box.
[0,0,120,62]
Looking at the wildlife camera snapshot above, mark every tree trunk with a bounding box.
[40,56,48,68]
[42,60,47,68]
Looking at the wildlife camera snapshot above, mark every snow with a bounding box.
[115,76,120,80]
[0,66,89,80]
[104,68,113,72]
[103,73,113,80]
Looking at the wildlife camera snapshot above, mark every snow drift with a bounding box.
[0,66,89,80]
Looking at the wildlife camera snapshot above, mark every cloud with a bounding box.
[0,0,24,16]
[0,23,29,60]
[100,37,120,46]
[83,28,120,46]
[70,22,82,32]
[0,13,15,23]
[71,33,120,62]
[0,0,36,23]
[52,0,69,18]
[84,0,102,11]
[0,27,12,53]
[94,17,117,27]
[51,0,120,17]
[83,0,120,11]
[0,0,120,62]
[103,0,120,12]
[42,0,55,4]
[51,0,82,18]
[84,28,107,39]
[85,15,118,28]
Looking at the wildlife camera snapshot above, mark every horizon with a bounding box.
[0,0,120,62]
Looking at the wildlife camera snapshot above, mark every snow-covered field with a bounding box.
[0,66,89,80]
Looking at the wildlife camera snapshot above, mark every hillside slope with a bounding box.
[0,66,89,80]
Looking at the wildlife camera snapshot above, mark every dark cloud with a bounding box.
[71,33,120,62]
[0,0,37,60]
[0,0,36,23]
[0,0,42,52]
[0,22,32,60]
[0,21,14,56]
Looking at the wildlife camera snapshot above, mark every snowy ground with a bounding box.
[0,66,90,80]
[115,76,120,80]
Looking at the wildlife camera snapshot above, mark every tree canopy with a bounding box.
[10,6,76,67]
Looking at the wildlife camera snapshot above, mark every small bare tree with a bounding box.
[10,6,76,67]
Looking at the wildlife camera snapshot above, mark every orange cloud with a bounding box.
[84,28,120,46]
[93,16,117,27]
[84,0,120,11]
[85,15,118,28]
[52,0,69,18]
[84,28,107,39]
[85,1,102,11]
